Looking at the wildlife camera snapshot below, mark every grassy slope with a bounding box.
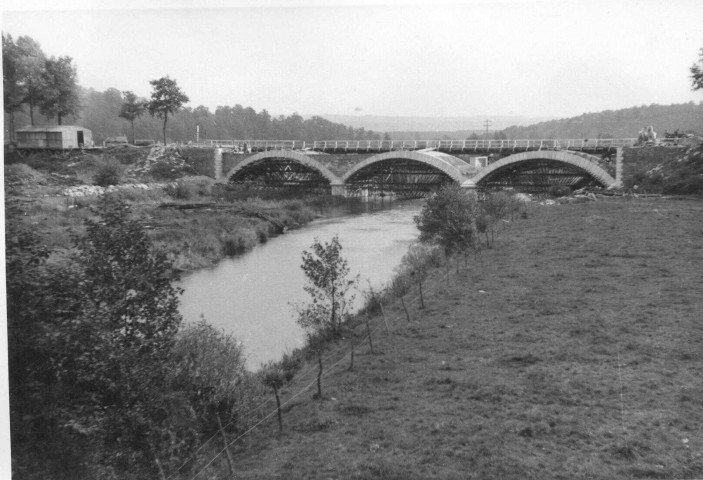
[211,198,702,480]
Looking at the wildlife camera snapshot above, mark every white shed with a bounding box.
[16,125,93,149]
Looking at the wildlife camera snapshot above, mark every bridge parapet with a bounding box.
[198,138,637,155]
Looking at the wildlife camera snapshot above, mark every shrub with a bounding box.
[165,180,199,200]
[222,229,259,256]
[93,158,123,186]
[169,320,251,433]
[414,184,481,257]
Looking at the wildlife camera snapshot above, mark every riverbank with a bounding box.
[4,151,333,271]
[199,196,703,479]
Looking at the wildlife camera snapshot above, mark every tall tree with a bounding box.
[690,47,703,91]
[2,34,25,140]
[148,76,189,144]
[296,236,358,398]
[119,90,146,143]
[15,35,46,125]
[39,56,81,125]
[414,183,481,259]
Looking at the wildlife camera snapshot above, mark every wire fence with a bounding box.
[167,258,455,480]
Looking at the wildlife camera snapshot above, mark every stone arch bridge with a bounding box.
[216,145,623,197]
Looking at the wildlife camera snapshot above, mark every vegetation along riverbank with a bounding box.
[4,146,324,271]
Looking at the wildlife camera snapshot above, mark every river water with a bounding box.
[178,199,423,370]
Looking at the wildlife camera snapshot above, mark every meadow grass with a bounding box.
[200,197,703,480]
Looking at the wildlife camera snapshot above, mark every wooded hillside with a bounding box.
[500,102,703,139]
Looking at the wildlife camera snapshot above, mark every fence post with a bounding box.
[216,412,236,476]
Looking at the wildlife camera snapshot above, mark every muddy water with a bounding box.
[178,200,422,370]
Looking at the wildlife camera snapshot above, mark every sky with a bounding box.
[2,0,703,120]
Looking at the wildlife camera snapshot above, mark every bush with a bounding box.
[165,180,200,200]
[414,184,481,257]
[93,158,123,186]
[222,229,259,256]
[169,320,252,433]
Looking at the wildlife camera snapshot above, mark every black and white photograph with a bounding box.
[2,0,703,478]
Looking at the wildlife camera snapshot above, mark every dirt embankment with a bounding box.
[622,142,703,194]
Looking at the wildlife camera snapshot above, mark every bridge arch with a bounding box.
[341,150,471,184]
[471,150,616,189]
[222,150,343,185]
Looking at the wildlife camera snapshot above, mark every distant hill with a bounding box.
[500,102,703,139]
[308,114,553,134]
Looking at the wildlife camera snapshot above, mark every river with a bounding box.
[178,199,423,370]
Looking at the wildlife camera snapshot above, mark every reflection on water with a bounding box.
[178,199,423,370]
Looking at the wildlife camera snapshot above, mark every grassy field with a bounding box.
[198,196,702,479]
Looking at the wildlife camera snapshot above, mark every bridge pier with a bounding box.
[612,148,623,189]
[460,180,477,191]
[331,183,348,197]
[213,148,223,180]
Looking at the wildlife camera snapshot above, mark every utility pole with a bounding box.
[483,119,492,139]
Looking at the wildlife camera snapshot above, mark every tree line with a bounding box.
[3,33,381,145]
[3,34,81,135]
[498,102,703,140]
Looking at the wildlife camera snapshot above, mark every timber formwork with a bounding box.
[478,160,600,193]
[344,159,454,198]
[227,158,332,194]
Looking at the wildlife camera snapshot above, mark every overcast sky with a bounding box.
[2,0,703,120]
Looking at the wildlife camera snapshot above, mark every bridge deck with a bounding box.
[201,138,637,154]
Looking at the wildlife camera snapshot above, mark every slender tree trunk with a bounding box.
[378,300,390,334]
[365,314,374,354]
[331,285,337,330]
[29,103,35,126]
[131,119,136,144]
[349,334,354,371]
[400,295,411,323]
[162,113,168,145]
[316,349,323,399]
[272,385,283,432]
[9,112,15,142]
[418,280,424,308]
[216,412,236,476]
[58,112,62,125]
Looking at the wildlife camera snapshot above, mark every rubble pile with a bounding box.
[62,182,168,197]
[127,145,191,177]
